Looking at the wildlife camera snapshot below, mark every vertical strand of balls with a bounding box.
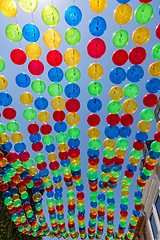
[64,2,87,239]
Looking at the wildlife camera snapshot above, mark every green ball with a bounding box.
[56,199,63,206]
[68,127,80,139]
[65,28,81,45]
[103,149,115,159]
[44,180,52,188]
[119,220,127,228]
[106,191,114,199]
[151,141,160,153]
[116,138,129,150]
[31,80,46,94]
[124,83,139,99]
[48,82,63,97]
[51,168,61,177]
[134,197,141,205]
[21,192,28,199]
[7,168,16,178]
[12,160,21,169]
[121,197,128,205]
[42,134,54,145]
[23,158,34,169]
[65,67,81,83]
[152,43,160,60]
[61,166,71,175]
[35,154,45,163]
[0,58,5,72]
[140,108,154,121]
[87,170,98,180]
[89,139,101,150]
[6,121,19,133]
[56,133,68,143]
[135,4,153,24]
[67,191,74,199]
[70,163,81,171]
[47,198,55,207]
[108,204,115,211]
[88,82,102,96]
[123,176,132,185]
[90,194,97,202]
[130,149,142,159]
[107,101,121,114]
[0,123,5,134]
[101,173,110,182]
[42,6,59,26]
[13,199,21,207]
[26,181,34,188]
[111,169,121,178]
[5,24,23,42]
[112,30,129,48]
[23,108,37,121]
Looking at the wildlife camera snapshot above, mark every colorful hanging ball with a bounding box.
[10,49,26,65]
[88,63,103,80]
[155,24,160,39]
[53,110,65,122]
[89,0,107,13]
[129,47,146,65]
[65,83,80,98]
[114,4,133,25]
[139,0,152,2]
[152,43,160,60]
[3,107,16,120]
[0,58,5,72]
[109,86,124,101]
[48,67,63,82]
[143,93,158,107]
[87,98,102,113]
[1,142,12,152]
[112,50,128,66]
[65,67,81,83]
[119,126,131,138]
[105,125,119,139]
[87,38,106,59]
[127,65,144,82]
[89,16,107,37]
[47,50,62,67]
[28,60,44,75]
[148,62,160,78]
[64,48,81,67]
[14,142,26,153]
[34,97,48,110]
[66,99,80,112]
[6,24,22,42]
[18,0,37,13]
[87,114,101,126]
[20,92,33,105]
[122,99,138,114]
[65,28,81,45]
[135,3,153,24]
[120,113,134,126]
[0,92,12,107]
[22,23,40,42]
[0,75,8,90]
[7,121,19,133]
[106,114,120,126]
[48,82,63,97]
[28,123,39,135]
[124,83,139,99]
[132,27,150,45]
[65,6,82,26]
[88,82,102,96]
[42,6,59,26]
[0,0,17,18]
[15,73,31,88]
[145,78,160,93]
[31,79,46,94]
[116,0,131,2]
[43,29,61,49]
[40,124,52,135]
[26,43,41,60]
[23,108,37,121]
[112,30,129,48]
[109,67,126,84]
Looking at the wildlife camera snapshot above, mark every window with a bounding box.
[155,195,160,220]
[150,213,158,239]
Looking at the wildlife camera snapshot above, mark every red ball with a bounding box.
[88,157,99,166]
[143,93,158,107]
[23,175,31,184]
[103,182,108,188]
[120,210,128,217]
[144,163,155,171]
[106,113,120,126]
[18,181,25,188]
[49,161,59,171]
[103,157,114,166]
[32,142,43,152]
[37,161,47,171]
[77,191,84,200]
[3,107,16,120]
[40,124,52,135]
[28,123,39,135]
[112,49,128,66]
[68,148,80,158]
[120,113,134,126]
[87,113,100,126]
[135,204,142,211]
[7,152,18,163]
[0,152,4,161]
[137,179,145,188]
[154,131,160,142]
[10,49,26,65]
[114,156,124,166]
[53,110,65,122]
[46,185,53,192]
[34,178,43,187]
[156,24,160,39]
[28,60,44,75]
[125,170,134,178]
[64,176,72,183]
[0,182,8,192]
[87,38,106,59]
[129,47,146,65]
[129,223,136,230]
[133,141,144,151]
[47,50,62,67]
[68,204,75,211]
[98,210,105,217]
[139,0,152,2]
[19,151,30,162]
[9,181,17,188]
[59,151,68,160]
[66,99,80,112]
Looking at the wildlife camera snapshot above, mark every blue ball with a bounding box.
[3,191,10,198]
[48,67,63,82]
[14,142,26,153]
[22,23,40,42]
[68,138,80,149]
[61,158,70,167]
[39,169,49,178]
[135,131,148,143]
[76,184,84,191]
[65,6,82,26]
[90,202,97,208]
[101,164,111,174]
[127,163,137,173]
[34,97,48,110]
[127,65,144,82]
[146,78,160,93]
[29,133,41,143]
[87,148,99,158]
[107,198,115,205]
[65,83,80,98]
[119,126,131,138]
[54,121,67,133]
[148,150,160,159]
[10,187,18,195]
[120,204,128,211]
[89,16,106,36]
[87,97,102,113]
[116,0,131,3]
[45,144,55,153]
[15,73,31,88]
[135,191,142,199]
[0,92,12,107]
[20,169,28,179]
[32,187,40,194]
[1,142,12,152]
[105,125,119,139]
[98,193,106,201]
[133,209,140,217]
[109,67,126,84]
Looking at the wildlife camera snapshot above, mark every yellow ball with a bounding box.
[16,165,24,174]
[88,63,103,80]
[19,186,27,194]
[26,43,41,59]
[29,166,38,176]
[0,158,7,167]
[148,62,160,77]
[109,86,124,101]
[137,120,151,132]
[157,121,160,131]
[0,133,9,144]
[18,0,37,13]
[38,110,50,123]
[43,29,61,49]
[114,4,133,25]
[129,157,139,166]
[12,194,19,201]
[0,0,17,17]
[88,164,98,171]
[64,48,81,67]
[32,193,42,202]
[48,152,57,162]
[58,143,68,152]
[115,149,126,158]
[132,27,150,45]
[0,75,8,90]
[103,139,115,150]
[70,156,80,165]
[42,175,50,183]
[121,190,129,197]
[20,92,33,105]
[122,99,138,114]
[66,112,80,126]
[11,132,23,143]
[89,0,107,13]
[51,96,65,111]
[87,127,100,139]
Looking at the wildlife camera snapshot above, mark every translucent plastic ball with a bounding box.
[89,16,106,37]
[22,23,40,42]
[65,6,82,26]
[0,92,12,107]
[127,65,144,82]
[87,98,102,113]
[48,67,63,82]
[34,97,48,110]
[109,67,126,84]
[15,73,31,88]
